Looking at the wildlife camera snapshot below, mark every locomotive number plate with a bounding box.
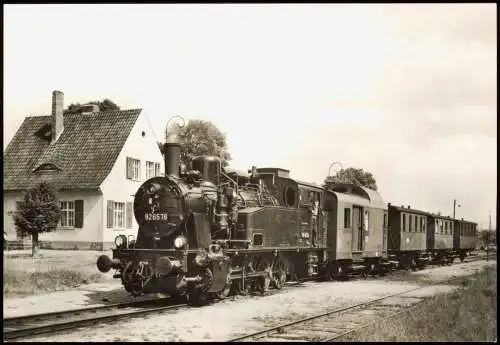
[144,213,168,221]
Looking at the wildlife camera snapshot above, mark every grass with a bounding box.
[340,265,497,342]
[3,267,103,298]
[3,249,111,298]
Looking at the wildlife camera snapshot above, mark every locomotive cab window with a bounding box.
[284,187,296,207]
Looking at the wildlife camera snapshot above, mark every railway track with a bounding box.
[229,257,494,342]
[3,298,188,341]
[4,255,492,341]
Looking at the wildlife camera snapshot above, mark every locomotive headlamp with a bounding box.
[114,235,127,248]
[174,235,188,250]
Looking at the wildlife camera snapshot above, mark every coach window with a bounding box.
[344,208,351,228]
[402,214,406,232]
[409,215,413,232]
[415,216,418,232]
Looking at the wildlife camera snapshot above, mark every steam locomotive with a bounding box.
[96,138,477,305]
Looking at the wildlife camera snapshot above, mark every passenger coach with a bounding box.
[387,204,430,270]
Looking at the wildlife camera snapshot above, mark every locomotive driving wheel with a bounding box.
[255,257,272,295]
[216,270,233,300]
[271,258,287,289]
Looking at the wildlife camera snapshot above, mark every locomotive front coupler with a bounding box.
[96,255,122,273]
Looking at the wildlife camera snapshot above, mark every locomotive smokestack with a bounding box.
[164,136,181,178]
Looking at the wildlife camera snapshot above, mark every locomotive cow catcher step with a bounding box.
[96,136,480,306]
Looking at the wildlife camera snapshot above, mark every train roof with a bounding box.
[428,213,456,221]
[454,218,478,225]
[295,180,325,192]
[388,204,430,216]
[328,183,386,210]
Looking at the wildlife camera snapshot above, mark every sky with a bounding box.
[4,4,497,229]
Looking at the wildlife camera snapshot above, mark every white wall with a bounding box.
[100,111,164,243]
[3,190,102,243]
[39,191,103,243]
[3,191,23,240]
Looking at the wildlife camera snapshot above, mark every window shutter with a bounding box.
[126,157,133,179]
[126,202,133,229]
[75,200,84,228]
[107,200,114,228]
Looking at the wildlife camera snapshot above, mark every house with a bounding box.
[3,90,164,250]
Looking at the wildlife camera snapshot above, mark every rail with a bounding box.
[228,256,494,342]
[3,298,187,341]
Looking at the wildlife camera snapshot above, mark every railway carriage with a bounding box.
[453,219,477,261]
[324,183,388,277]
[427,214,455,264]
[386,204,430,269]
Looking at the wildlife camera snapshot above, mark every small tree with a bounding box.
[13,182,62,257]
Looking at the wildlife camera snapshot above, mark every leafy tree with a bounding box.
[65,99,120,114]
[13,182,62,257]
[323,167,378,191]
[164,119,232,167]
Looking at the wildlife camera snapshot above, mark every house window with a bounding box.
[126,157,141,181]
[344,208,351,228]
[114,202,125,228]
[146,161,155,180]
[60,201,75,227]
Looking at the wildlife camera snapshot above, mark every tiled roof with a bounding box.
[3,109,142,191]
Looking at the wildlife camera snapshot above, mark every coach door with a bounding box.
[352,205,363,252]
[383,209,388,252]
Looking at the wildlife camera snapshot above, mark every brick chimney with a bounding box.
[51,90,64,143]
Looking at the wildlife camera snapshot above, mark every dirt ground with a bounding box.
[8,258,496,342]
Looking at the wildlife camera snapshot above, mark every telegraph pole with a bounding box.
[486,211,492,261]
[452,199,460,219]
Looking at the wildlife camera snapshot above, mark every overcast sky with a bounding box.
[4,4,497,228]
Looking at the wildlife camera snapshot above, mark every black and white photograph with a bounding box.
[3,3,497,342]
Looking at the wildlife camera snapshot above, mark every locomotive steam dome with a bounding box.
[192,155,221,185]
